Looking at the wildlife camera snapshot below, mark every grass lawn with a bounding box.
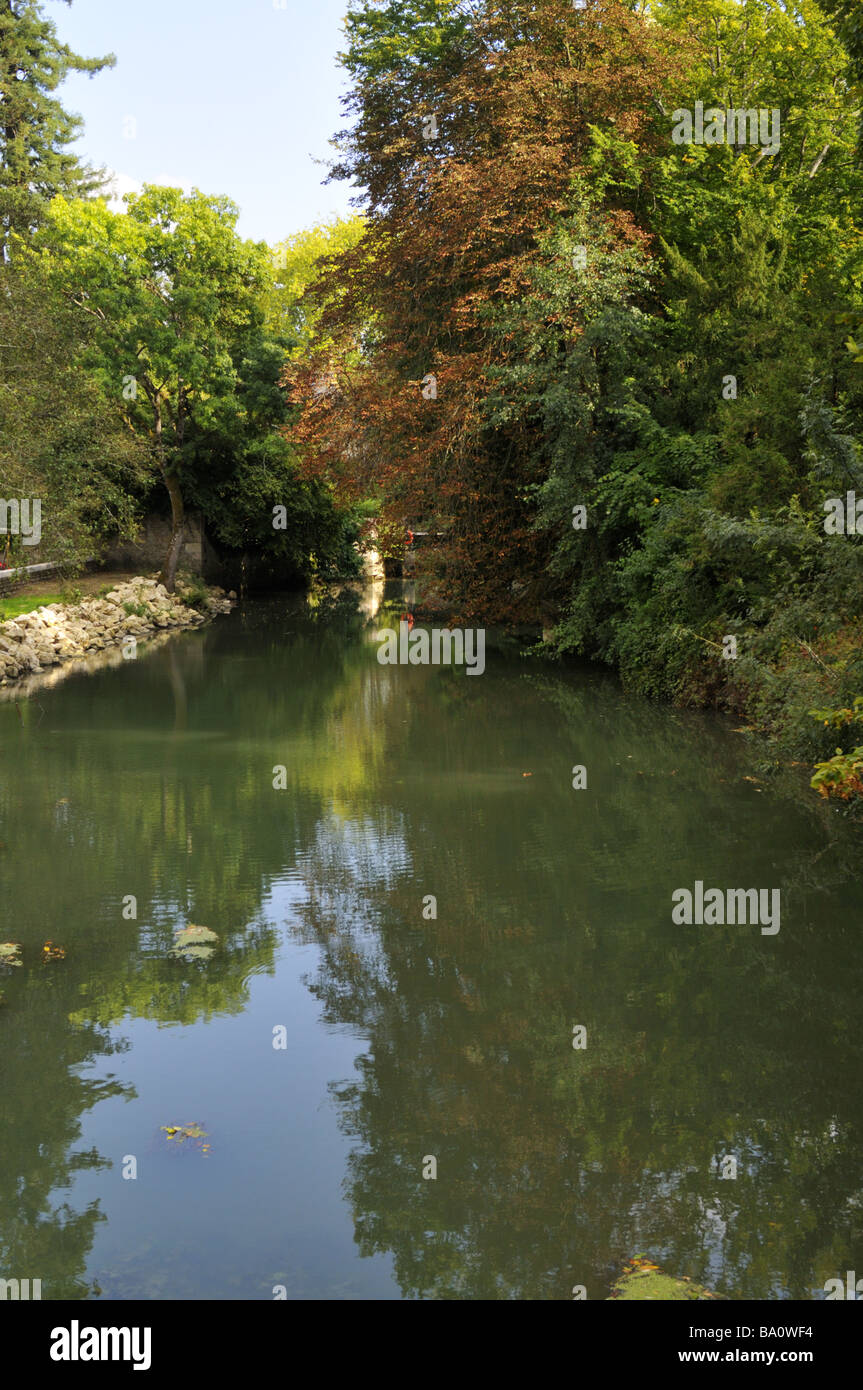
[0,593,63,621]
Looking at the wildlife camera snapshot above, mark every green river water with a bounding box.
[0,583,861,1300]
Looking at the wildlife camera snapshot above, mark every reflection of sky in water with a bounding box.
[301,814,413,890]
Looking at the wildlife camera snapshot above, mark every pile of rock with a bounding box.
[0,577,234,685]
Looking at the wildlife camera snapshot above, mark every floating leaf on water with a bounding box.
[176,925,218,945]
[42,941,65,962]
[169,925,219,962]
[0,942,23,968]
[159,1122,209,1149]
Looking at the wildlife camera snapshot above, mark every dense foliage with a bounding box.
[283,0,863,781]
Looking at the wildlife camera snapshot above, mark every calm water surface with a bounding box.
[1,584,861,1300]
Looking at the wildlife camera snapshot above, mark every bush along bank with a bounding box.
[0,577,234,686]
[535,503,863,809]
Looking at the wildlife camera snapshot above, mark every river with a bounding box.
[1,583,861,1300]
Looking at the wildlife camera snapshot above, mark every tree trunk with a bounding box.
[153,399,185,592]
[160,468,185,592]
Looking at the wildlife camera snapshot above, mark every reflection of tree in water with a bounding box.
[289,667,863,1300]
[0,597,388,1297]
[0,998,127,1299]
[0,892,279,1296]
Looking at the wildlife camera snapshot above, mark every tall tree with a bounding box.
[0,0,114,251]
[0,253,147,569]
[40,186,274,589]
[287,0,683,619]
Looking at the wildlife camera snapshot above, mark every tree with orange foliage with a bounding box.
[284,0,685,620]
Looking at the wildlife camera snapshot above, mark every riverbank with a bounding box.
[0,576,234,686]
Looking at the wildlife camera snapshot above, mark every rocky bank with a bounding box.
[0,576,234,685]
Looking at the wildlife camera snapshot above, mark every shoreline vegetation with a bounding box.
[280,0,863,809]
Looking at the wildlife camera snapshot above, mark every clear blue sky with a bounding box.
[54,0,359,243]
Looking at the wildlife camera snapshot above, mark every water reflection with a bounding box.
[1,585,861,1299]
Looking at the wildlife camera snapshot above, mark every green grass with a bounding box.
[0,593,62,621]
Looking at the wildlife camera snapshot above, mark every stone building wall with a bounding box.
[102,513,227,580]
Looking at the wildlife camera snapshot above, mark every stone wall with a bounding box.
[102,513,223,579]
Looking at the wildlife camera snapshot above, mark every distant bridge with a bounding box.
[406,530,448,547]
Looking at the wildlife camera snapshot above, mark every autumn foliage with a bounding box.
[284,1,685,619]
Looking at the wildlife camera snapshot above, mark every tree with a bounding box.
[287,0,684,619]
[0,251,147,569]
[41,186,274,589]
[0,0,114,252]
[814,0,863,144]
[184,330,364,586]
[265,215,367,353]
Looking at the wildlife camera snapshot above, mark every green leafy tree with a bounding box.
[0,251,147,569]
[266,215,367,353]
[40,186,274,589]
[814,0,863,147]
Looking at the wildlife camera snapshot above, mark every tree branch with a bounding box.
[808,144,831,178]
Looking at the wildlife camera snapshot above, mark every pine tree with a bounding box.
[0,0,114,250]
